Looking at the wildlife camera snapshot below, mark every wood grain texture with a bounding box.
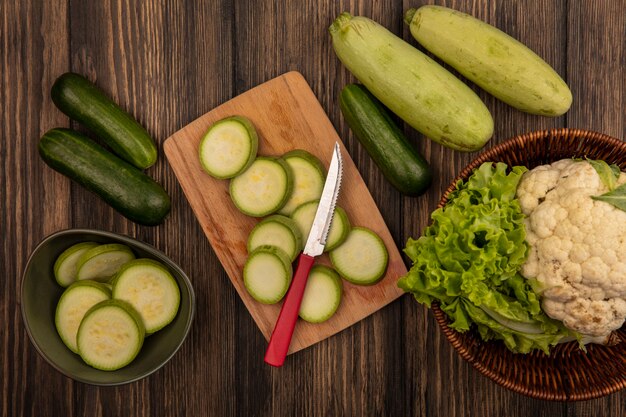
[1,0,625,416]
[1,1,74,417]
[164,71,406,353]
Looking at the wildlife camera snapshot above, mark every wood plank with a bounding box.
[0,0,74,416]
[566,0,625,139]
[67,1,236,417]
[164,71,406,355]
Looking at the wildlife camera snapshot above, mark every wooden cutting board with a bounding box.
[163,71,406,354]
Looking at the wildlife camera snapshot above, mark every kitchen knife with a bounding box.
[264,142,343,367]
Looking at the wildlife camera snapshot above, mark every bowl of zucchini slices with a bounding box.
[21,229,195,386]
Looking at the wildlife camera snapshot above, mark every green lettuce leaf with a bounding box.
[398,162,574,354]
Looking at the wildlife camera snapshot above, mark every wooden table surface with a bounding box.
[2,0,625,416]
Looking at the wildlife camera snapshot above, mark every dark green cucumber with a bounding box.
[340,84,432,196]
[51,72,157,169]
[39,128,170,225]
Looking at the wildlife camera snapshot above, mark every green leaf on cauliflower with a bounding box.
[586,158,620,191]
[592,182,626,212]
[398,162,574,354]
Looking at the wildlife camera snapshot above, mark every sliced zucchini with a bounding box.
[111,259,180,334]
[291,200,350,251]
[247,215,303,261]
[76,243,135,282]
[77,299,145,371]
[53,242,99,287]
[198,116,258,179]
[243,245,293,304]
[55,280,111,353]
[299,265,343,323]
[330,227,388,285]
[229,157,293,217]
[278,150,326,216]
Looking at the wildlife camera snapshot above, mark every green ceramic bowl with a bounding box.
[21,228,195,386]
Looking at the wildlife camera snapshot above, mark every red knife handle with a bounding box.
[264,253,315,367]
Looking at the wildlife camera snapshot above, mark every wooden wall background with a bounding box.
[2,0,624,415]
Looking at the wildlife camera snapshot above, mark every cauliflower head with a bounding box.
[517,159,626,340]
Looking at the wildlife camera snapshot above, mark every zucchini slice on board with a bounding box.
[247,215,303,262]
[291,200,350,252]
[51,72,157,169]
[330,227,388,285]
[77,299,145,371]
[278,150,326,216]
[55,281,111,353]
[299,265,343,323]
[198,116,259,179]
[229,157,293,217]
[112,259,181,334]
[243,246,293,304]
[53,242,99,287]
[76,244,135,282]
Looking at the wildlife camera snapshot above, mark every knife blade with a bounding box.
[264,142,343,367]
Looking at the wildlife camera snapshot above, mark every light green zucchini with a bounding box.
[229,157,293,217]
[199,116,258,179]
[53,242,99,287]
[291,201,350,252]
[404,6,572,116]
[111,259,180,334]
[330,227,388,285]
[243,245,293,304]
[77,299,145,370]
[76,243,135,282]
[299,265,343,323]
[247,215,303,261]
[278,150,326,216]
[329,13,493,152]
[55,280,111,353]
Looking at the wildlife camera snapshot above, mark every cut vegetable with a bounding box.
[55,280,111,353]
[278,150,326,216]
[329,13,493,152]
[291,200,350,252]
[330,227,388,285]
[38,128,171,226]
[243,245,293,304]
[299,265,343,323]
[199,116,258,179]
[53,242,99,287]
[51,72,157,169]
[77,299,145,371]
[247,215,303,261]
[112,259,181,334]
[76,243,135,282]
[404,6,572,116]
[229,157,293,217]
[340,84,432,196]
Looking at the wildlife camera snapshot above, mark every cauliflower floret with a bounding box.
[515,165,562,214]
[518,159,626,339]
